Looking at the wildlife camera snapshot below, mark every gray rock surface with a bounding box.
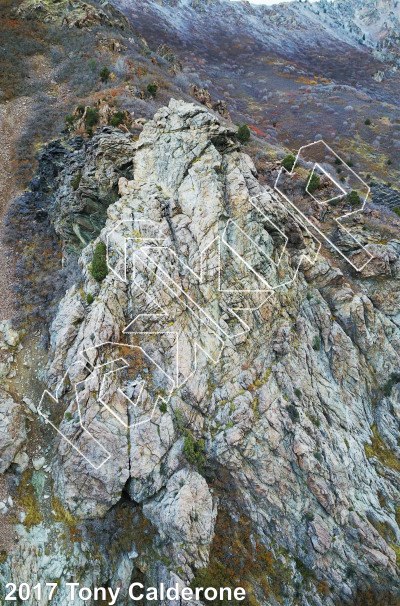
[0,389,26,473]
[2,100,400,604]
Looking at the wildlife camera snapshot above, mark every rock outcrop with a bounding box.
[2,100,400,604]
[17,0,131,30]
[0,389,26,474]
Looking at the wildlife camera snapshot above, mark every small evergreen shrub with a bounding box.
[383,372,400,397]
[294,388,302,399]
[236,123,251,144]
[310,415,321,428]
[110,111,126,127]
[313,336,321,351]
[387,159,392,165]
[86,293,94,305]
[282,153,296,171]
[393,206,400,218]
[100,66,110,83]
[365,118,371,125]
[159,401,167,413]
[334,157,342,165]
[287,403,299,422]
[347,190,362,206]
[65,114,74,126]
[307,172,320,194]
[146,82,158,97]
[90,242,108,282]
[85,107,99,135]
[183,431,205,470]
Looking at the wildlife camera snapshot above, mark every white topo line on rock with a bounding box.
[274,139,374,272]
[38,142,364,468]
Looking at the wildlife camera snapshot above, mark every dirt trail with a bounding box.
[0,97,33,321]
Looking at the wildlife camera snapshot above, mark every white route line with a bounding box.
[38,343,174,470]
[275,140,374,271]
[38,140,370,468]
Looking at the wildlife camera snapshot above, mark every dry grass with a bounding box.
[364,424,400,473]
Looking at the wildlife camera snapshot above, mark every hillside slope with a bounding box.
[112,0,400,184]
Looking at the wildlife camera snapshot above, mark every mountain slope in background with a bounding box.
[113,0,400,185]
[317,0,400,65]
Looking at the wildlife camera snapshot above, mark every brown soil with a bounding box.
[0,97,34,321]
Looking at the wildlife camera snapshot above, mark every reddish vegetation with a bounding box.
[249,125,267,137]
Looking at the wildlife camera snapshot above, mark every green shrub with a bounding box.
[307,172,320,194]
[183,431,205,470]
[388,159,392,165]
[383,372,400,397]
[85,106,99,134]
[334,157,342,165]
[347,159,354,167]
[236,123,251,144]
[65,114,74,126]
[287,403,299,423]
[76,105,85,116]
[347,190,362,206]
[294,388,302,399]
[110,111,126,127]
[100,66,110,83]
[282,153,296,171]
[86,293,94,305]
[393,206,400,218]
[336,167,342,174]
[310,415,321,428]
[313,336,321,351]
[146,82,158,97]
[71,171,82,191]
[314,452,323,462]
[159,401,167,413]
[365,118,371,125]
[90,242,108,282]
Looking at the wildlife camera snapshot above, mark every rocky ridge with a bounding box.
[1,100,399,604]
[315,0,400,68]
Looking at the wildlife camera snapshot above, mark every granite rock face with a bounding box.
[25,127,136,252]
[4,100,400,604]
[0,389,26,474]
